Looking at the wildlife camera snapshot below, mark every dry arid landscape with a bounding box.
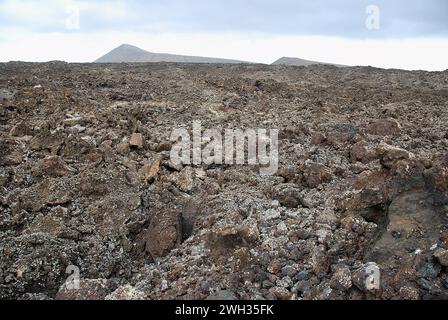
[1,61,448,300]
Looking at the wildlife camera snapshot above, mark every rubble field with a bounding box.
[1,61,448,300]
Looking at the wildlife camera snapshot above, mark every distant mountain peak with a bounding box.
[272,56,346,67]
[114,44,146,51]
[117,43,137,48]
[94,44,248,64]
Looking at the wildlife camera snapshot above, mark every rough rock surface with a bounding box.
[0,62,447,300]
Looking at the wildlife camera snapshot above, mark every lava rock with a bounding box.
[145,208,182,259]
[272,184,302,208]
[366,118,401,136]
[418,260,442,279]
[129,133,144,148]
[330,265,352,291]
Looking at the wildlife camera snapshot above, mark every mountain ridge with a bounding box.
[94,44,249,64]
[95,44,346,67]
[272,56,346,67]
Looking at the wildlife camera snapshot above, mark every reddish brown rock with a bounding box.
[366,118,401,136]
[311,245,329,275]
[145,209,181,259]
[207,224,259,251]
[38,156,75,177]
[311,132,326,145]
[350,141,377,163]
[129,133,144,148]
[269,287,292,300]
[330,265,352,291]
[141,155,162,181]
[0,139,23,166]
[434,249,448,267]
[272,184,302,208]
[303,162,332,188]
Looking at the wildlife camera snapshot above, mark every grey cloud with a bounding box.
[0,0,447,38]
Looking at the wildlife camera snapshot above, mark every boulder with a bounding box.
[377,143,415,169]
[330,265,352,291]
[272,184,302,208]
[145,208,182,259]
[366,118,401,136]
[303,162,332,188]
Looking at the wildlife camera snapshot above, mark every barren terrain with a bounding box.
[1,62,448,300]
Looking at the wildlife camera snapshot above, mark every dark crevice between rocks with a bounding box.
[361,202,391,259]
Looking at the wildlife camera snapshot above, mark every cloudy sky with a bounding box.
[0,0,447,70]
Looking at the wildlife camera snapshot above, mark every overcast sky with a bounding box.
[0,0,447,70]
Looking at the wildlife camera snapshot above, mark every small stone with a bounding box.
[399,286,420,300]
[166,159,184,171]
[264,208,281,220]
[156,141,172,152]
[262,280,274,289]
[276,276,293,288]
[106,285,146,300]
[268,260,283,274]
[443,277,448,289]
[206,290,237,301]
[129,133,144,148]
[311,132,326,145]
[194,168,207,179]
[9,121,32,137]
[173,166,194,192]
[330,265,352,291]
[295,270,310,282]
[63,116,83,126]
[115,141,130,154]
[418,260,442,279]
[420,157,433,169]
[269,287,292,300]
[271,200,280,208]
[67,124,86,134]
[311,245,329,275]
[433,249,448,267]
[303,161,332,188]
[142,156,162,181]
[377,143,414,169]
[316,228,331,244]
[276,222,288,235]
[207,224,259,250]
[281,265,297,277]
[99,140,113,153]
[272,184,302,208]
[0,88,15,102]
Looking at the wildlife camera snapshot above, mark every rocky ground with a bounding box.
[0,61,448,300]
